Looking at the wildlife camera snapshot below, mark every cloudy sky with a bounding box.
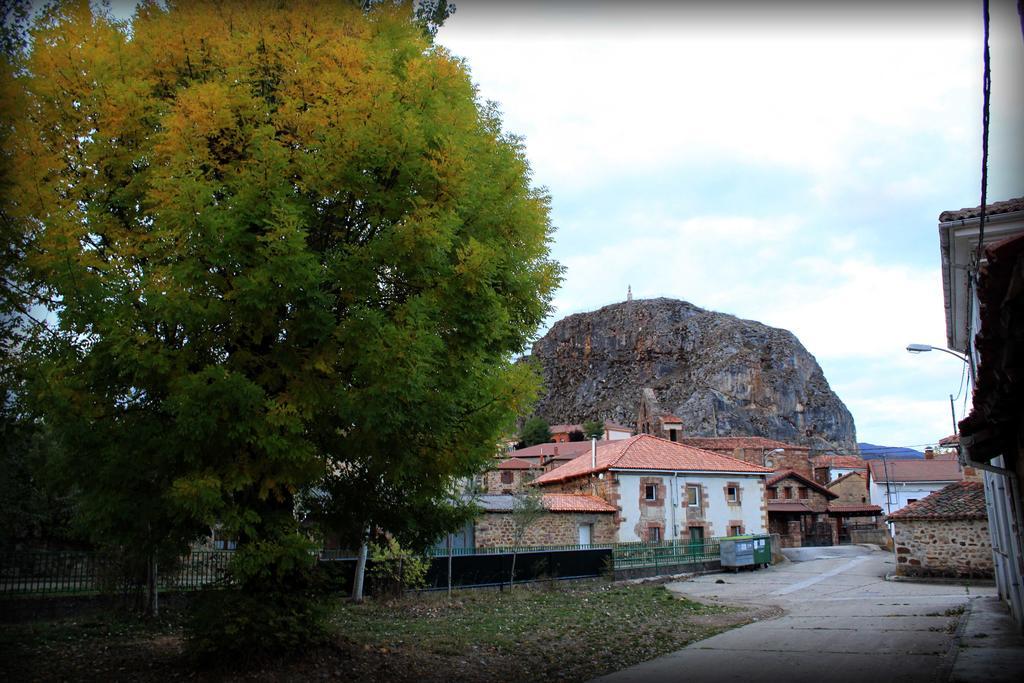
[436,0,1024,450]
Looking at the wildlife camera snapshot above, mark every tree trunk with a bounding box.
[146,553,159,618]
[509,551,517,591]
[352,527,370,603]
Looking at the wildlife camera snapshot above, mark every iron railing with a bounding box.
[2,538,738,596]
[0,550,232,597]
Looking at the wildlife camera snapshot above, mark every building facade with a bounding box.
[534,434,771,543]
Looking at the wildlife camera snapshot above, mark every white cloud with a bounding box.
[439,5,979,196]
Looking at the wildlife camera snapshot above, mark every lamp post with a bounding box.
[905,343,975,386]
[906,343,974,453]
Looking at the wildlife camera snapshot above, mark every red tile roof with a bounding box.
[868,459,964,484]
[767,502,814,513]
[827,503,882,514]
[887,481,986,521]
[766,469,839,499]
[679,436,807,451]
[811,455,867,469]
[496,458,536,471]
[660,414,683,423]
[542,493,617,513]
[938,434,959,446]
[533,434,773,485]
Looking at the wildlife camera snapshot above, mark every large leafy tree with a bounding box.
[4,0,559,646]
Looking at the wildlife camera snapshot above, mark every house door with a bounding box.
[578,524,592,546]
[688,526,705,555]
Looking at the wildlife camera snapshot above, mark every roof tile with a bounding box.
[887,481,987,521]
[868,459,964,483]
[534,434,773,486]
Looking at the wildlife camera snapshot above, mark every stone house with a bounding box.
[472,493,617,547]
[765,470,839,547]
[483,457,540,495]
[533,434,771,543]
[888,481,992,579]
[679,436,813,478]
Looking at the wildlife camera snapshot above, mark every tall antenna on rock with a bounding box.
[627,285,633,302]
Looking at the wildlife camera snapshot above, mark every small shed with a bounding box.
[887,481,992,578]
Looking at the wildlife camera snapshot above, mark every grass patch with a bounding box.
[1,581,756,682]
[332,582,741,681]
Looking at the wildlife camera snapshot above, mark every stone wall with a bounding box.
[474,511,617,548]
[827,471,870,504]
[483,468,538,494]
[893,518,993,578]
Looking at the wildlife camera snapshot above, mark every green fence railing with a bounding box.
[2,538,733,597]
[0,550,232,597]
[612,538,724,570]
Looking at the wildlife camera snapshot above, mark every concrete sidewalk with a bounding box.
[950,595,1024,682]
[591,546,1022,682]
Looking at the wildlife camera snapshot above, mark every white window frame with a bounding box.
[645,484,658,501]
[686,484,701,507]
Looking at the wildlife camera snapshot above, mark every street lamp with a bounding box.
[906,343,975,386]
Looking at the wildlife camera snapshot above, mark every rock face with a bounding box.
[528,298,857,452]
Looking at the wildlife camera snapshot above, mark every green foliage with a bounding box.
[518,417,552,448]
[582,420,605,440]
[4,0,558,650]
[367,537,430,595]
[185,563,330,661]
[567,429,585,442]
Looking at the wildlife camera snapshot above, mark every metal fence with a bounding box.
[612,537,724,570]
[0,550,232,597]
[2,539,731,597]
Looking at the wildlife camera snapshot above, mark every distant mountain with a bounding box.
[857,443,925,460]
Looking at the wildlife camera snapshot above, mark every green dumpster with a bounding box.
[751,535,772,567]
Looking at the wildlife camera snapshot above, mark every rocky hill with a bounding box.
[527,298,857,452]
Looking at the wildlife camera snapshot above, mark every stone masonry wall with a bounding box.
[827,471,870,504]
[474,512,617,548]
[893,518,993,578]
[483,469,538,494]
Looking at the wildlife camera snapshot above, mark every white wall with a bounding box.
[614,472,766,542]
[830,466,860,482]
[869,480,952,516]
[605,428,631,441]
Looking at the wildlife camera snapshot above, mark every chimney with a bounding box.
[591,437,597,470]
[925,447,934,460]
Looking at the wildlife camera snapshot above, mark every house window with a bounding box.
[500,471,514,484]
[645,484,658,501]
[767,488,777,500]
[686,485,701,507]
[648,526,661,543]
[669,431,677,442]
[730,525,743,536]
[798,486,808,499]
[726,486,739,504]
[784,487,793,499]
[907,498,918,504]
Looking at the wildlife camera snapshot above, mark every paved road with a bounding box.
[593,545,1000,683]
